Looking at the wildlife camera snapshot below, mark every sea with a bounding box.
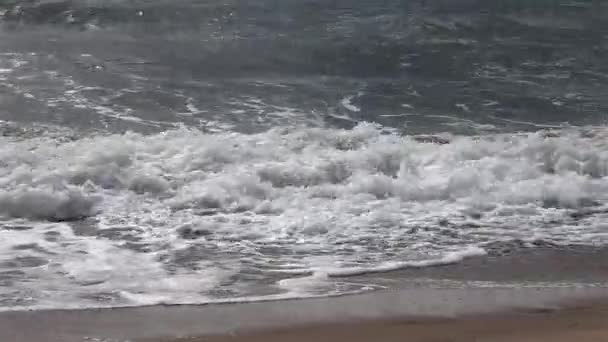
[0,0,607,311]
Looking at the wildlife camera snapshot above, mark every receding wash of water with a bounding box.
[0,0,607,311]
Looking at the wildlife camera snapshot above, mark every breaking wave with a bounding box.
[1,121,608,310]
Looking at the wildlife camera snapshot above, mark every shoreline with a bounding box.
[1,286,607,342]
[1,246,607,342]
[161,300,608,342]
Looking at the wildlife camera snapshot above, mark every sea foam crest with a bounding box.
[1,123,607,244]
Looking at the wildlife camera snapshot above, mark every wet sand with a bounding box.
[168,303,608,342]
[2,286,607,342]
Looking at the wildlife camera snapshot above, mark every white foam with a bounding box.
[482,101,500,107]
[2,123,608,230]
[2,123,608,310]
[321,246,487,277]
[489,115,567,129]
[341,93,363,112]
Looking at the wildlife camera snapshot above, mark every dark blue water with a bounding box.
[1,0,607,134]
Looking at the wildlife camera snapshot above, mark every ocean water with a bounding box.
[0,0,607,310]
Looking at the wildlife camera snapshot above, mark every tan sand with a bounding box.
[163,303,608,342]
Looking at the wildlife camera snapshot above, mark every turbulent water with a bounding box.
[0,0,607,310]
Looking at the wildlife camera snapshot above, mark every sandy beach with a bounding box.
[167,303,608,342]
